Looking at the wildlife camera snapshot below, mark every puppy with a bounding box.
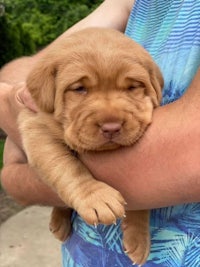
[18,28,163,265]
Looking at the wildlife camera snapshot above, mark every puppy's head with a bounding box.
[27,28,163,152]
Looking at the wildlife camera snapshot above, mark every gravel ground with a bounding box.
[0,190,24,225]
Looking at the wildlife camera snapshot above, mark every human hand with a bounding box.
[16,85,38,112]
[0,83,65,207]
[0,82,38,146]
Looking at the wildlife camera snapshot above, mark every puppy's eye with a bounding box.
[128,81,143,91]
[128,86,137,91]
[74,86,87,94]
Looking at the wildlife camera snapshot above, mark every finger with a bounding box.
[16,87,39,112]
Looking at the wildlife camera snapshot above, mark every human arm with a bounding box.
[1,137,65,206]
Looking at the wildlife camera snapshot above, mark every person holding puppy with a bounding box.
[0,0,200,266]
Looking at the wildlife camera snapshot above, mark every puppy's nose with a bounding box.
[100,122,122,139]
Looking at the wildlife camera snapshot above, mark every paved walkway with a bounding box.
[0,206,62,267]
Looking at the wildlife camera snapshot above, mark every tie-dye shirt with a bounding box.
[62,1,200,266]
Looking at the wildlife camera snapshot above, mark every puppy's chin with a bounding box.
[65,140,120,153]
[95,142,121,151]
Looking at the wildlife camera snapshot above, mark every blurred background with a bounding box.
[0,0,103,68]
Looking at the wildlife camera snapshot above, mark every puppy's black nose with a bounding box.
[100,122,121,139]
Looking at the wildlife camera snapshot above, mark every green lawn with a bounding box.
[0,140,5,169]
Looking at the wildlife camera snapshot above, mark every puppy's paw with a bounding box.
[49,208,73,242]
[75,182,126,226]
[122,219,150,266]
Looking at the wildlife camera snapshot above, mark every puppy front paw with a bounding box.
[74,182,126,226]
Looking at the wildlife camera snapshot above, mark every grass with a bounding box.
[0,140,4,169]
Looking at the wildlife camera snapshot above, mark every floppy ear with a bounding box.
[148,64,164,107]
[26,61,57,113]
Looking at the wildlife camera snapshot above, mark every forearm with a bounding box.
[82,69,200,210]
[48,0,132,45]
[34,0,132,60]
[1,163,65,207]
[1,137,65,207]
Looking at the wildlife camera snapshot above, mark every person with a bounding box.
[0,0,200,266]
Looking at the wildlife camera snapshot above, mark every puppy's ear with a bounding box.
[27,62,57,113]
[148,64,164,107]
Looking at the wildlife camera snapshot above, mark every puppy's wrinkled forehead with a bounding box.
[55,28,152,85]
[27,27,163,114]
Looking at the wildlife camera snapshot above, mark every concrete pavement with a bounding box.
[0,206,62,267]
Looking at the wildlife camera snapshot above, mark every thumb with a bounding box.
[16,85,39,112]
